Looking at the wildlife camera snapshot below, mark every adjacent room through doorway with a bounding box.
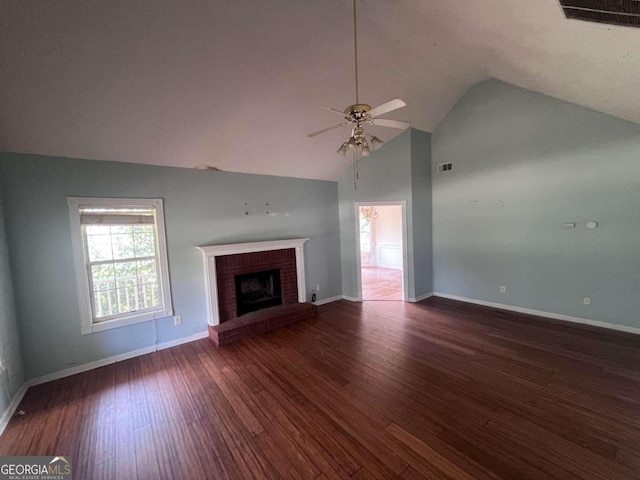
[358,204,404,300]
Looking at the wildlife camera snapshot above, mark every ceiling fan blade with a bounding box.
[307,123,348,138]
[323,107,348,116]
[368,98,407,118]
[370,118,410,129]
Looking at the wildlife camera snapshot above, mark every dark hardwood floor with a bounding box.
[2,298,640,479]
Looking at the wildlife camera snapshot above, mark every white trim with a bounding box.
[0,330,209,437]
[0,383,28,437]
[375,244,403,270]
[197,239,309,326]
[198,239,308,257]
[342,295,361,302]
[156,331,210,351]
[67,197,174,335]
[433,293,640,336]
[26,331,210,387]
[88,309,170,333]
[354,202,409,302]
[313,295,344,306]
[409,292,434,302]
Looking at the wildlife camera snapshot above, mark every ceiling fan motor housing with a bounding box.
[345,104,372,122]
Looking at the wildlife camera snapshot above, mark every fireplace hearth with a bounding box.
[235,269,282,316]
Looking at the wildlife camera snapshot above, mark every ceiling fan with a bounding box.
[308,0,410,157]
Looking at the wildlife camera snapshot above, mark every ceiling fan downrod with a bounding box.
[353,0,359,105]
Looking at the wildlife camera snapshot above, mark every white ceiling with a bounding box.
[1,0,639,181]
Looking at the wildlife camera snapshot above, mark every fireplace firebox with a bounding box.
[234,269,282,316]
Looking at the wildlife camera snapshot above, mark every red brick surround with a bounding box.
[215,248,298,323]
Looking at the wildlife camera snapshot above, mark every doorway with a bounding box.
[356,202,407,301]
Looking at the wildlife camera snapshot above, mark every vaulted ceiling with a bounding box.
[1,0,639,181]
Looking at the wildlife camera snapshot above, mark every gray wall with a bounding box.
[0,186,24,423]
[0,153,342,379]
[432,79,640,329]
[337,129,432,300]
[411,129,433,295]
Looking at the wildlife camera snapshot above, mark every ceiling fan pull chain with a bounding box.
[353,150,358,191]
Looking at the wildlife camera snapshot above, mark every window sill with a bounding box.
[81,308,173,335]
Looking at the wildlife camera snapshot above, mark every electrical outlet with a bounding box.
[583,297,591,306]
[315,284,321,292]
[500,286,506,294]
[174,315,182,325]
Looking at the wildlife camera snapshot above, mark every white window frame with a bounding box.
[67,197,173,334]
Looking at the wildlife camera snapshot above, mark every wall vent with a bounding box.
[437,162,453,173]
[559,0,640,28]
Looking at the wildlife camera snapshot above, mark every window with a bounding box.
[68,197,173,334]
[359,206,377,256]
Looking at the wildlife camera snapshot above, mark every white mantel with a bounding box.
[197,238,309,326]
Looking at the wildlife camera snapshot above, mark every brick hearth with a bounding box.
[208,303,318,346]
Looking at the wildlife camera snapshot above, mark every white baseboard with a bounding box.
[329,294,434,303]
[433,292,640,336]
[313,295,344,306]
[342,295,361,302]
[0,330,209,438]
[325,294,435,303]
[409,292,434,303]
[112,345,158,364]
[27,331,210,388]
[0,383,28,437]
[157,331,210,350]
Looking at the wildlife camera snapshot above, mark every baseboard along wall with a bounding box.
[0,330,209,437]
[433,292,640,336]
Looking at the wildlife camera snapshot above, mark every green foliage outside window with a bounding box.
[85,224,160,318]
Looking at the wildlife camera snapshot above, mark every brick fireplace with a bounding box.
[216,249,297,323]
[197,239,309,326]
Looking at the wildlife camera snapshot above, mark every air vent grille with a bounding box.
[437,163,453,173]
[559,0,640,28]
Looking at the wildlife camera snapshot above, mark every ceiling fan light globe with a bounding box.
[362,144,371,156]
[337,143,349,156]
[368,135,384,149]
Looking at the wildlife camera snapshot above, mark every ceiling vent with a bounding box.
[559,0,640,28]
[437,162,453,173]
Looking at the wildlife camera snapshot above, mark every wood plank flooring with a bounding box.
[361,267,403,300]
[2,298,640,479]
